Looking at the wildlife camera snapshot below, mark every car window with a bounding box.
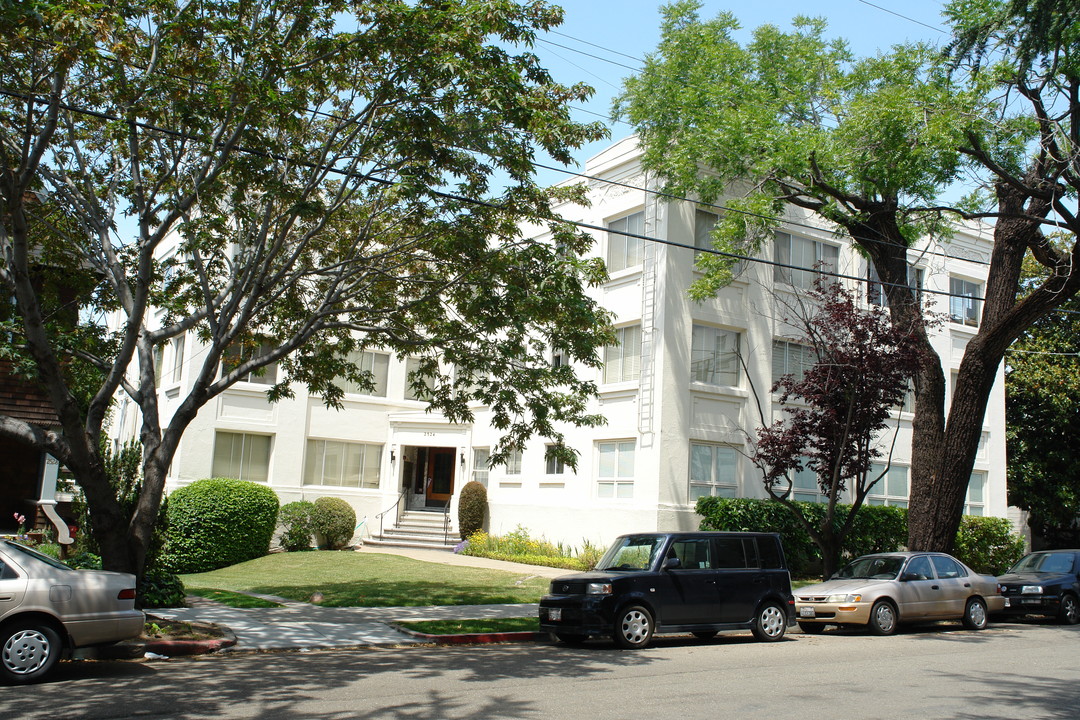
[756,537,783,569]
[714,538,749,569]
[930,556,964,579]
[5,541,73,571]
[1043,554,1077,574]
[670,539,713,569]
[837,555,904,579]
[904,556,933,581]
[0,559,18,579]
[597,536,663,571]
[1008,552,1076,574]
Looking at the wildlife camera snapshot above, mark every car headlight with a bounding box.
[586,583,612,595]
[1021,585,1043,594]
[826,594,863,603]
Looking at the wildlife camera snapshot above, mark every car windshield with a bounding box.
[836,555,904,580]
[3,540,74,571]
[1008,552,1076,574]
[597,535,663,571]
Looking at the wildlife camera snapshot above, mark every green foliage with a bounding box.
[64,551,102,570]
[310,497,356,551]
[161,478,279,573]
[953,516,1026,574]
[277,501,316,552]
[457,481,488,540]
[34,543,61,559]
[461,527,598,571]
[137,569,187,609]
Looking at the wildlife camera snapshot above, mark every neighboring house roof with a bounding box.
[0,360,59,426]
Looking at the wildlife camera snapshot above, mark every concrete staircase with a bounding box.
[364,509,458,550]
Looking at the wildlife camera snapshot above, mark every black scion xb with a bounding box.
[539,531,795,648]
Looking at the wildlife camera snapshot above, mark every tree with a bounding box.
[0,0,611,576]
[751,281,924,578]
[615,0,1080,552]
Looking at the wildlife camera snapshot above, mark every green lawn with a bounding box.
[179,551,550,607]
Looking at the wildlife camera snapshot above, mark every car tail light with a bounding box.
[118,588,137,600]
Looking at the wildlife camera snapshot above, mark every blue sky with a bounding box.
[526,0,951,185]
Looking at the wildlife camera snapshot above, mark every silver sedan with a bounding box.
[1,539,144,684]
[794,551,1005,635]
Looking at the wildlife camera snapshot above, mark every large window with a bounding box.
[212,432,272,483]
[950,277,982,327]
[772,340,815,384]
[790,466,824,503]
[603,325,641,384]
[472,448,490,487]
[691,325,740,386]
[404,357,437,401]
[867,464,909,508]
[545,445,566,475]
[505,449,523,475]
[694,210,718,257]
[868,265,924,307]
[964,472,986,516]
[222,342,278,385]
[774,232,839,289]
[303,439,381,489]
[598,440,635,498]
[690,443,739,501]
[607,211,644,272]
[335,350,390,397]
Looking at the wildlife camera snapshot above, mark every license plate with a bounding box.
[547,608,562,621]
[799,607,816,618]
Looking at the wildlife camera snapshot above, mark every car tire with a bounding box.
[691,630,718,640]
[613,605,653,649]
[1057,594,1080,625]
[751,602,787,642]
[868,600,898,636]
[962,598,988,630]
[797,621,826,634]
[555,633,588,645]
[0,621,63,685]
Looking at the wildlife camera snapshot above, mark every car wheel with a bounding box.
[1057,594,1080,625]
[751,602,787,642]
[797,622,826,635]
[1,621,62,685]
[691,630,718,640]
[555,633,588,645]
[868,600,898,636]
[613,605,653,649]
[962,598,988,630]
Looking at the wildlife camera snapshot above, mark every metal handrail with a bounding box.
[376,488,408,539]
[443,503,452,546]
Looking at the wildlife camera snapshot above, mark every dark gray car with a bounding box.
[997,549,1080,624]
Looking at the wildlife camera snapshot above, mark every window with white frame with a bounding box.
[404,356,436,401]
[303,439,381,489]
[597,440,635,498]
[607,211,644,272]
[772,340,816,384]
[691,325,740,386]
[212,432,272,483]
[170,335,185,385]
[950,277,982,327]
[694,209,718,257]
[867,464,909,507]
[153,344,164,385]
[774,231,839,289]
[472,448,490,487]
[335,350,390,397]
[603,324,641,384]
[690,443,739,500]
[545,445,566,475]
[868,264,924,307]
[504,449,523,475]
[964,472,986,516]
[221,341,278,385]
[790,466,824,503]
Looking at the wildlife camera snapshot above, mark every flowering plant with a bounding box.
[12,512,27,538]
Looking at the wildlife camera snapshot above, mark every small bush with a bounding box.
[311,497,356,550]
[65,551,102,570]
[457,481,488,540]
[138,569,186,609]
[954,516,1026,574]
[278,501,316,552]
[161,477,279,573]
[461,527,597,570]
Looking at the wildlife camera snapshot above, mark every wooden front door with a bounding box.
[425,448,456,506]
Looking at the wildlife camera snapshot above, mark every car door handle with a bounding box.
[0,594,13,601]
[931,585,940,590]
[964,583,971,588]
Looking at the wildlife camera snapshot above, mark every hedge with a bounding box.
[457,481,488,540]
[277,501,316,552]
[311,496,356,550]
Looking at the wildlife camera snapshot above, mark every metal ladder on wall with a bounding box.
[638,175,660,447]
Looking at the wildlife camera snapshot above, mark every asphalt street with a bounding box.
[8,621,1078,720]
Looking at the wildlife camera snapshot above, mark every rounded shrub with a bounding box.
[311,496,356,550]
[457,480,488,540]
[954,516,1026,574]
[277,501,316,552]
[138,569,186,609]
[161,477,279,573]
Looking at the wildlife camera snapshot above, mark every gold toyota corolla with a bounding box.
[794,552,1005,635]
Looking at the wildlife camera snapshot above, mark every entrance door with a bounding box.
[425,448,456,507]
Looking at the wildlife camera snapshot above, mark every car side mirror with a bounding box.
[899,572,918,582]
[662,557,681,571]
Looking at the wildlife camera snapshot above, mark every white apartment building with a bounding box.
[116,137,1007,549]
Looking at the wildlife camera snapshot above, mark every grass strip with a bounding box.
[395,617,540,635]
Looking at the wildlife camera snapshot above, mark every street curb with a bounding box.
[389,624,548,645]
[143,627,238,656]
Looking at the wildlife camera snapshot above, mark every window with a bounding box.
[303,440,381,489]
[694,210,718,257]
[153,344,164,385]
[607,211,644,272]
[670,538,713,569]
[170,335,185,385]
[598,440,635,498]
[404,357,436,401]
[335,350,390,397]
[690,443,739,500]
[212,432,271,483]
[905,555,933,581]
[867,464,909,508]
[950,277,982,327]
[691,326,740,386]
[772,340,815,384]
[868,265,924,307]
[504,449,523,475]
[964,472,985,516]
[791,466,824,503]
[545,445,566,475]
[222,342,278,385]
[930,555,965,579]
[714,537,752,569]
[472,448,490,487]
[774,231,839,289]
[603,325,641,384]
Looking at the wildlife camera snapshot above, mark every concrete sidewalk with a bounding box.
[150,546,569,653]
